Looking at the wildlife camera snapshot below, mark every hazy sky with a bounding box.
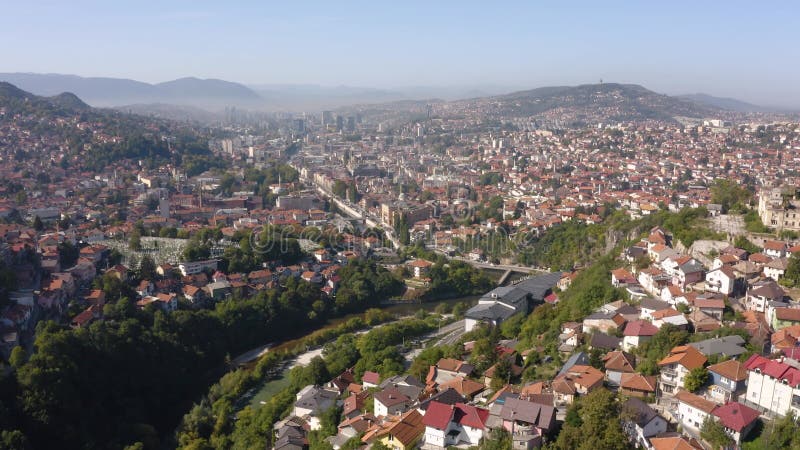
[2,1,799,106]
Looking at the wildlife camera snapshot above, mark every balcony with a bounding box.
[661,368,677,378]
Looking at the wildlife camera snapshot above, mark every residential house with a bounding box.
[669,256,705,289]
[763,257,789,282]
[328,369,357,395]
[273,416,309,450]
[772,307,800,330]
[437,377,485,400]
[651,308,689,329]
[499,397,556,450]
[342,391,368,419]
[551,365,604,405]
[693,298,725,321]
[648,436,703,450]
[763,240,788,258]
[332,414,374,448]
[707,359,748,403]
[421,401,489,449]
[711,401,760,445]
[362,409,425,450]
[619,373,658,398]
[408,259,433,278]
[418,388,466,415]
[611,268,637,287]
[558,322,583,353]
[743,354,800,417]
[658,345,708,394]
[622,320,659,351]
[362,371,381,388]
[374,388,413,417]
[589,332,622,351]
[182,284,206,304]
[640,298,672,321]
[621,398,668,450]
[293,386,339,430]
[582,311,626,334]
[603,350,637,386]
[746,280,785,313]
[431,358,474,385]
[638,268,671,295]
[688,335,747,360]
[206,280,232,301]
[675,390,718,429]
[704,266,736,295]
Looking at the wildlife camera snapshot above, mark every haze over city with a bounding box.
[4,2,800,450]
[2,1,799,107]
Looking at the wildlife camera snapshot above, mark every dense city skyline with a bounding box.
[2,1,800,107]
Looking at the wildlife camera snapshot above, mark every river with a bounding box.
[240,295,479,409]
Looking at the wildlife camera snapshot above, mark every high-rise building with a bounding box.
[336,115,344,131]
[322,111,333,126]
[346,116,356,132]
[295,118,305,134]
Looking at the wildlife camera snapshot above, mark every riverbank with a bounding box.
[239,296,478,409]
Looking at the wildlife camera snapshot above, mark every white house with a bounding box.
[373,387,412,417]
[657,346,707,394]
[743,355,800,417]
[705,266,736,295]
[746,280,785,313]
[711,401,760,445]
[763,240,788,258]
[763,257,789,281]
[675,391,718,429]
[293,386,339,430]
[622,320,659,352]
[422,401,488,449]
[621,398,668,449]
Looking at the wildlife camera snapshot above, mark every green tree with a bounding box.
[701,416,734,450]
[0,430,31,450]
[684,367,709,392]
[710,178,752,213]
[480,428,512,450]
[553,388,630,450]
[31,216,43,231]
[129,230,142,251]
[137,255,157,281]
[782,254,800,288]
[490,357,513,391]
[745,411,798,449]
[371,441,391,450]
[8,346,27,370]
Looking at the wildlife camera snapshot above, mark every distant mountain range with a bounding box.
[0,73,788,124]
[0,73,262,110]
[678,93,768,113]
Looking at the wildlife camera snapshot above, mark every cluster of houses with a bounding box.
[276,351,560,450]
[269,226,800,450]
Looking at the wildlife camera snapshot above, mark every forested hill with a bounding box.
[457,82,724,124]
[0,82,226,176]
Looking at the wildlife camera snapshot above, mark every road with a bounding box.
[404,319,466,363]
[449,256,547,274]
[312,183,402,249]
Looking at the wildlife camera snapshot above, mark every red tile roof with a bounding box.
[422,401,455,430]
[623,320,659,337]
[712,402,759,432]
